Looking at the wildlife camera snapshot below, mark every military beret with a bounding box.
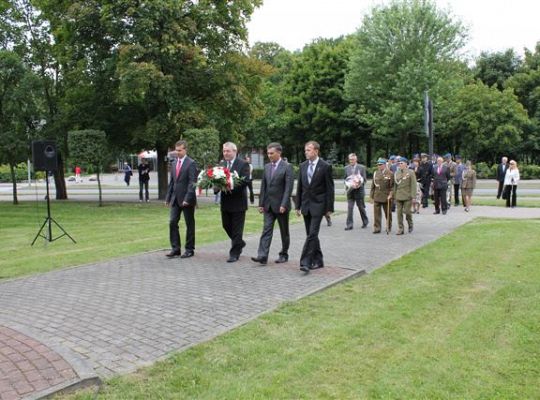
[444,153,452,159]
[377,158,387,165]
[421,153,428,157]
[413,153,420,160]
[389,155,396,160]
[398,156,408,163]
[455,154,462,159]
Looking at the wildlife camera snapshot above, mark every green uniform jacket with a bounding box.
[393,169,417,201]
[370,168,394,202]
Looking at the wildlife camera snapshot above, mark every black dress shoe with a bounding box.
[275,256,288,264]
[227,256,239,263]
[309,264,324,270]
[361,223,368,228]
[251,256,267,265]
[166,251,181,258]
[442,210,447,215]
[433,211,440,215]
[344,227,353,231]
[300,264,310,272]
[408,226,413,233]
[180,251,194,258]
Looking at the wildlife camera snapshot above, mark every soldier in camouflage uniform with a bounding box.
[393,156,417,235]
[370,158,393,234]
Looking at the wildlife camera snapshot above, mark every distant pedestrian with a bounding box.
[123,162,132,186]
[245,156,255,204]
[432,156,451,215]
[138,159,151,202]
[503,160,520,208]
[453,155,465,206]
[393,157,416,235]
[74,166,81,183]
[344,153,368,230]
[496,156,509,199]
[417,153,433,208]
[461,161,477,212]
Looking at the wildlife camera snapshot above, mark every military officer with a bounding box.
[370,158,393,234]
[393,156,417,235]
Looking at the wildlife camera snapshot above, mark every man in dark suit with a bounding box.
[432,156,451,215]
[344,153,368,230]
[219,142,250,263]
[296,140,335,273]
[251,143,294,265]
[417,153,433,208]
[496,156,508,199]
[165,140,198,258]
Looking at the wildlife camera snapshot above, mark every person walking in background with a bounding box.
[74,165,81,183]
[251,143,294,265]
[453,155,465,206]
[417,153,432,208]
[393,157,416,235]
[503,160,520,208]
[245,156,255,205]
[461,160,477,212]
[432,156,451,215]
[296,141,334,272]
[218,142,250,263]
[496,156,509,199]
[344,153,368,230]
[370,158,393,234]
[165,140,198,259]
[138,158,151,202]
[123,162,132,186]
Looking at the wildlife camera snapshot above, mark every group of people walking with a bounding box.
[164,138,522,274]
[165,140,335,273]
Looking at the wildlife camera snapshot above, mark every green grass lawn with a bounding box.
[0,201,265,280]
[60,218,540,399]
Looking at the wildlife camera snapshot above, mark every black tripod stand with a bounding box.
[31,172,76,246]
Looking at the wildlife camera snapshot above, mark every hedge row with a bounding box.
[0,163,45,183]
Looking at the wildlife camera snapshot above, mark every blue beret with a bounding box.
[444,153,452,158]
[389,155,396,160]
[455,154,462,159]
[377,158,387,165]
[398,156,408,163]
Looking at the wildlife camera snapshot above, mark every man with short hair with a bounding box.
[496,156,509,199]
[218,142,250,263]
[417,153,432,208]
[344,153,368,230]
[453,155,465,206]
[296,141,334,272]
[393,157,416,235]
[165,140,197,258]
[138,158,151,202]
[251,143,294,265]
[432,156,451,215]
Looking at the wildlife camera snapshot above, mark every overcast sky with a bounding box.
[247,0,540,58]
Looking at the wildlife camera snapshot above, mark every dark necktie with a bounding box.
[271,162,277,177]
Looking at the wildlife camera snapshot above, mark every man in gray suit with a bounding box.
[344,153,368,230]
[252,143,294,265]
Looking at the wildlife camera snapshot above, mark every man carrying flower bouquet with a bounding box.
[218,142,250,263]
[165,140,198,259]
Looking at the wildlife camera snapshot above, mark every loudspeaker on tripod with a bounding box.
[32,140,58,172]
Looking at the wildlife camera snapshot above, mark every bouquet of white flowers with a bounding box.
[345,174,363,193]
[195,166,243,193]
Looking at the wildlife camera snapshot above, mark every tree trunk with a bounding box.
[54,152,67,199]
[97,168,103,207]
[157,146,169,200]
[9,162,18,205]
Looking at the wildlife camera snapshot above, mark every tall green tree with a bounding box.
[345,0,468,156]
[474,49,522,90]
[0,50,41,204]
[443,82,529,161]
[282,37,356,163]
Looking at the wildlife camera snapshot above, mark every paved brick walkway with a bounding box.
[1,204,539,399]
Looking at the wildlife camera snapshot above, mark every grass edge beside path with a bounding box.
[61,218,540,400]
